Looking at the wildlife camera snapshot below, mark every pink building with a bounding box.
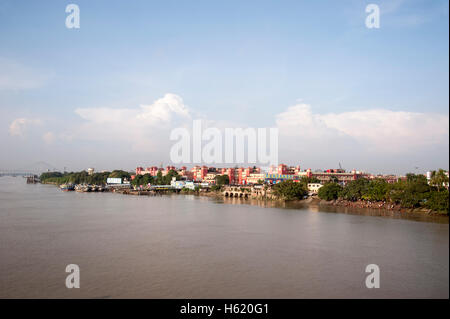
[191,166,208,181]
[220,168,237,184]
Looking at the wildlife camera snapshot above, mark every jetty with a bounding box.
[26,175,40,184]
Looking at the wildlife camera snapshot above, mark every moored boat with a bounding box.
[60,184,75,191]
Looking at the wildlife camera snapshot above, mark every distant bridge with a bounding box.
[0,161,60,177]
[0,171,38,177]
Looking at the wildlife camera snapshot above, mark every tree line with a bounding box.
[317,170,449,214]
[40,170,131,185]
[131,170,181,187]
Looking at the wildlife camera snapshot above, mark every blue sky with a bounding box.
[0,0,448,173]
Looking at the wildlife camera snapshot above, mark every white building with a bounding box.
[307,183,323,195]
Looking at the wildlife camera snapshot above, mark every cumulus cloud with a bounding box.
[276,103,449,153]
[66,94,448,173]
[73,93,191,150]
[137,93,190,124]
[75,93,190,126]
[9,118,42,137]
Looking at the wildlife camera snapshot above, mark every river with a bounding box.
[0,176,448,298]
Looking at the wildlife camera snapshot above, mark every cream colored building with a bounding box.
[245,173,266,184]
[203,172,220,184]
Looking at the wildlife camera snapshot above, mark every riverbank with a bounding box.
[123,188,448,217]
[191,190,448,216]
[41,180,449,218]
[303,196,447,216]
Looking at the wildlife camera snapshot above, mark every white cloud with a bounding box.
[73,93,192,150]
[137,93,190,124]
[276,103,449,153]
[9,118,42,137]
[66,94,448,173]
[75,93,190,126]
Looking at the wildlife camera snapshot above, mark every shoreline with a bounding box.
[118,187,449,218]
[190,190,447,217]
[40,181,449,219]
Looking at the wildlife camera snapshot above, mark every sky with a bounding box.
[0,0,448,174]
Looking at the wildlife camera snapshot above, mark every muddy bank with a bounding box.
[302,196,447,216]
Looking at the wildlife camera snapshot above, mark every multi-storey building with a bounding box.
[191,166,208,181]
[136,166,159,176]
[203,172,220,185]
[245,173,266,184]
[135,163,373,186]
[269,164,301,175]
[220,168,237,184]
[178,166,194,180]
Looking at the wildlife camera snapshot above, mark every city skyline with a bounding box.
[1,0,449,174]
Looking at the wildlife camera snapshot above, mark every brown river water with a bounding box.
[0,176,448,298]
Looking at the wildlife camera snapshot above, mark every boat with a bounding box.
[75,184,91,192]
[60,184,75,191]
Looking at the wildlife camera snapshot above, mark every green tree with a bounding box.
[425,189,449,213]
[155,170,163,185]
[430,169,449,192]
[109,170,131,180]
[339,178,370,201]
[363,179,389,201]
[318,182,342,201]
[163,169,179,185]
[272,180,308,200]
[132,174,154,187]
[389,174,431,208]
[215,175,230,186]
[40,172,63,180]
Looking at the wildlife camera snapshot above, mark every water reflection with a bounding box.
[217,196,448,224]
